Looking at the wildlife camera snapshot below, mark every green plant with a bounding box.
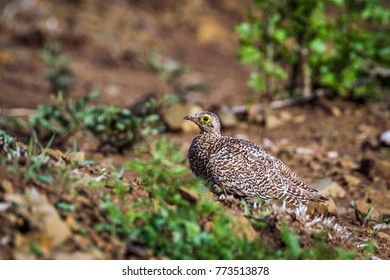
[351,200,378,226]
[280,225,302,259]
[41,42,74,94]
[82,102,161,153]
[30,240,43,257]
[236,0,390,100]
[56,201,76,217]
[28,92,100,144]
[27,92,161,152]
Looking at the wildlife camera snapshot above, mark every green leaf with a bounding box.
[310,39,327,53]
[281,225,301,259]
[126,161,146,174]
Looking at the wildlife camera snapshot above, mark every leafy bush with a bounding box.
[28,92,161,152]
[28,92,99,143]
[236,0,390,99]
[83,102,161,153]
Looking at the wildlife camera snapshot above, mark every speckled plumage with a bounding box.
[184,111,328,205]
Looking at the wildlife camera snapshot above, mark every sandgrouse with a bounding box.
[184,111,328,206]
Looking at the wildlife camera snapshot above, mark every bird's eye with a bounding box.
[201,116,210,123]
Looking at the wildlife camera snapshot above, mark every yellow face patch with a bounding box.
[200,115,211,124]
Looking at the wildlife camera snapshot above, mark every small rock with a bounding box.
[343,174,361,187]
[311,177,346,198]
[295,147,315,155]
[293,114,306,124]
[362,137,380,150]
[358,124,376,134]
[376,159,390,181]
[219,107,239,128]
[373,223,390,231]
[327,151,339,159]
[1,235,11,246]
[353,200,382,220]
[4,193,25,205]
[379,130,390,146]
[73,234,91,250]
[247,103,265,124]
[163,103,203,132]
[179,187,199,203]
[278,138,288,146]
[0,202,11,212]
[54,252,96,260]
[1,179,14,193]
[265,111,284,129]
[65,152,85,164]
[0,50,14,66]
[28,188,71,247]
[279,111,292,121]
[307,198,337,216]
[309,161,322,171]
[230,215,257,241]
[262,138,274,149]
[46,148,64,161]
[336,206,351,216]
[330,106,342,117]
[338,158,359,170]
[359,157,390,180]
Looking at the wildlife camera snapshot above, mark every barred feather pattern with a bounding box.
[185,111,328,205]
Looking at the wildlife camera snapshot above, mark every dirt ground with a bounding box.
[0,0,389,259]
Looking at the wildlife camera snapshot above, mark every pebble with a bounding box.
[296,147,315,155]
[379,130,390,146]
[311,177,346,198]
[1,179,14,193]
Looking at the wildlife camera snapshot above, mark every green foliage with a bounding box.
[0,129,79,193]
[28,92,99,143]
[27,92,161,152]
[41,42,74,94]
[30,240,43,257]
[56,201,76,217]
[280,224,356,260]
[236,0,390,99]
[82,100,161,153]
[280,225,302,259]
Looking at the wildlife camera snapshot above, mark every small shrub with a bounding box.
[27,92,161,152]
[236,0,390,100]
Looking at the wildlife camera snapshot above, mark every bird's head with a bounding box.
[183,111,221,134]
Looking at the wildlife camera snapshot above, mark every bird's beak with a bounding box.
[183,115,195,121]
